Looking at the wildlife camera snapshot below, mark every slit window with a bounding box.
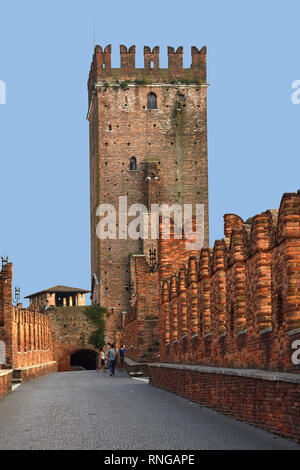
[147,93,157,110]
[130,157,137,171]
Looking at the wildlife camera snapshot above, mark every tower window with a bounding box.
[147,93,157,110]
[130,157,137,171]
[178,94,185,102]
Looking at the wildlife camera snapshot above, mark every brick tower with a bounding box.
[87,45,209,343]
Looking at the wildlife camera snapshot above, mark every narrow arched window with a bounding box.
[147,93,157,110]
[130,157,137,171]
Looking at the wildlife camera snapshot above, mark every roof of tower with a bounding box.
[25,285,90,298]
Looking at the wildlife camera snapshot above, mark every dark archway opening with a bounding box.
[70,349,97,370]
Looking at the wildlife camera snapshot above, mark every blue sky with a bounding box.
[0,0,299,304]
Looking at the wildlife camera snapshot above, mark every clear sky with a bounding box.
[0,0,299,305]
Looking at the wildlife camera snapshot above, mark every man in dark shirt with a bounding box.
[118,344,132,370]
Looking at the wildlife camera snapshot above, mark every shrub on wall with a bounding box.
[84,305,106,350]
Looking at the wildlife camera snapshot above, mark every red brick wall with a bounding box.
[13,362,56,382]
[149,365,300,444]
[0,262,13,366]
[123,217,201,362]
[88,44,209,344]
[0,262,55,371]
[48,306,99,371]
[160,191,300,372]
[123,255,160,362]
[11,307,54,369]
[0,370,12,398]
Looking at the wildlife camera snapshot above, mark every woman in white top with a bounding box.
[100,349,106,373]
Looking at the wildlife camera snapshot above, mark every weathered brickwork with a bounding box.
[149,365,300,443]
[123,219,204,362]
[124,255,160,362]
[0,260,13,366]
[88,44,209,344]
[147,191,300,443]
[11,306,54,369]
[48,306,99,371]
[13,362,57,382]
[159,191,300,372]
[0,261,56,396]
[0,370,12,398]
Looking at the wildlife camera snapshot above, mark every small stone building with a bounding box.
[25,285,90,310]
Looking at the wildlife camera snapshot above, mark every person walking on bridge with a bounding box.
[99,348,106,373]
[108,344,116,376]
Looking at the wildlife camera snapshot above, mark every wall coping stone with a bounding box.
[124,357,148,366]
[0,369,13,378]
[259,326,273,335]
[149,363,300,385]
[13,361,56,372]
[288,328,300,336]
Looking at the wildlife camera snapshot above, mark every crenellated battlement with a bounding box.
[88,44,207,98]
[144,46,160,69]
[162,190,300,291]
[0,261,55,370]
[158,190,300,372]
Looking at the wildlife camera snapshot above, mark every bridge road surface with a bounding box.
[0,370,299,450]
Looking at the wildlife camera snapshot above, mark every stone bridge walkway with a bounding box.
[0,370,299,450]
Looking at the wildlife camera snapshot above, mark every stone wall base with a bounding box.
[149,363,300,444]
[13,361,57,382]
[124,358,149,377]
[0,370,12,398]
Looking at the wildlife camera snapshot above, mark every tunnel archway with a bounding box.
[70,349,98,370]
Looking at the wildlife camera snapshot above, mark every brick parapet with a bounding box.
[159,191,300,372]
[88,44,207,101]
[149,363,300,443]
[12,361,57,381]
[0,369,12,398]
[0,262,55,373]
